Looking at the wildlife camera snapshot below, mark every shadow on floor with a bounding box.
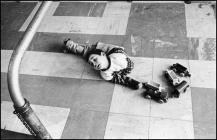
[1,129,38,139]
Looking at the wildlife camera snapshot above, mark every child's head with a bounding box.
[86,49,109,70]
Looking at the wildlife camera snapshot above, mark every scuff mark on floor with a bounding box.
[131,35,142,56]
[197,38,206,60]
[193,38,216,60]
[197,2,216,18]
[150,39,177,48]
[69,22,81,33]
[88,3,96,17]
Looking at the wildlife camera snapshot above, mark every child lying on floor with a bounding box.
[63,38,143,90]
[63,38,168,103]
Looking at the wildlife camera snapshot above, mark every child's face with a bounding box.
[88,53,108,70]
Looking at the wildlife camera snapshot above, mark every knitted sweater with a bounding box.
[95,42,139,89]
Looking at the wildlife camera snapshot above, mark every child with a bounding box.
[63,38,144,90]
[63,38,169,103]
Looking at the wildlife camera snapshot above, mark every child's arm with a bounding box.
[64,39,96,58]
[101,71,142,90]
[96,42,125,55]
[64,39,84,54]
[64,40,125,58]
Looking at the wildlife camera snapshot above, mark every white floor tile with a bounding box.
[104,113,149,139]
[189,60,216,89]
[128,57,153,82]
[132,1,183,3]
[149,117,194,139]
[103,2,131,17]
[150,88,193,121]
[109,84,150,116]
[1,50,12,72]
[81,63,102,80]
[185,3,216,38]
[1,50,86,79]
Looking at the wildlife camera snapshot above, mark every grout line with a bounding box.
[149,36,156,140]
[59,1,108,3]
[132,1,183,3]
[98,111,195,123]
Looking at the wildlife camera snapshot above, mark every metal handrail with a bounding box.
[7,1,52,139]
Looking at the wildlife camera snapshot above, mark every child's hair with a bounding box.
[86,49,104,61]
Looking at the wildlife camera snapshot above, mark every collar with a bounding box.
[101,56,111,71]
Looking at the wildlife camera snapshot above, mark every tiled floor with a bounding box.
[1,1,216,139]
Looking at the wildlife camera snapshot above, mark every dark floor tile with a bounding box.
[1,129,38,139]
[126,17,158,38]
[156,17,187,39]
[150,3,188,59]
[1,72,12,102]
[1,2,37,50]
[89,34,132,56]
[121,35,133,56]
[61,109,108,139]
[194,121,216,139]
[130,34,142,57]
[1,73,47,104]
[188,38,216,61]
[83,34,122,46]
[1,72,82,108]
[1,30,24,50]
[20,74,82,108]
[89,3,106,17]
[127,3,166,38]
[53,2,92,17]
[154,3,186,27]
[141,35,155,58]
[153,36,189,59]
[28,32,68,53]
[128,34,155,58]
[129,3,163,21]
[191,87,216,123]
[53,2,106,17]
[86,35,132,57]
[141,3,188,60]
[1,2,37,31]
[27,32,130,54]
[1,72,114,111]
[72,79,115,112]
[28,32,101,53]
[126,3,160,58]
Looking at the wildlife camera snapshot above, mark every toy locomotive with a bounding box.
[164,63,191,98]
[142,81,168,103]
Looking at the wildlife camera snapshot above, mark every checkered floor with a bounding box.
[1,1,216,139]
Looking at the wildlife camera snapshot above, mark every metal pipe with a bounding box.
[7,1,51,107]
[7,1,52,139]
